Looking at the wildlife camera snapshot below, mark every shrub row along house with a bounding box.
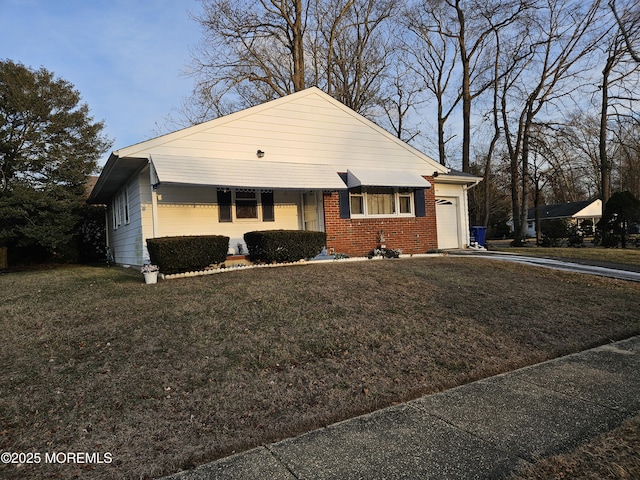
[88,87,480,266]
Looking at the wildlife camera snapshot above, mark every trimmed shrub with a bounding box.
[540,218,569,247]
[244,230,326,263]
[147,235,229,274]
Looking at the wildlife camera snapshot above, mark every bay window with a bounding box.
[349,187,415,217]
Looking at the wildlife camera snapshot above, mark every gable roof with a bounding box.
[527,199,602,221]
[89,87,452,203]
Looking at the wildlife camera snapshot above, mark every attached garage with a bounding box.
[434,171,480,250]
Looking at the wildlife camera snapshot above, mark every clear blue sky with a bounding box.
[1,0,203,166]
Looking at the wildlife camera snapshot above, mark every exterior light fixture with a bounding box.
[257,150,265,158]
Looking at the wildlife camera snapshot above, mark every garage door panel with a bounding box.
[436,197,459,249]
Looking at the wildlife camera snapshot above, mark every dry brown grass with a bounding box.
[511,414,640,479]
[1,257,639,479]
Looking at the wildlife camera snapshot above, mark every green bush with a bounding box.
[580,219,594,236]
[244,230,326,263]
[595,191,640,248]
[567,224,585,248]
[147,235,229,274]
[540,218,570,247]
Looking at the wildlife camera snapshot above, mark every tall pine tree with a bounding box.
[0,60,111,261]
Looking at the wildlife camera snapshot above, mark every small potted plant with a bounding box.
[141,264,159,284]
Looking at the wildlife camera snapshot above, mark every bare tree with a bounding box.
[403,0,460,165]
[499,0,604,243]
[190,0,308,113]
[437,0,528,173]
[613,119,640,198]
[321,0,399,114]
[377,61,425,142]
[187,0,398,121]
[556,113,602,198]
[609,0,640,63]
[597,16,640,211]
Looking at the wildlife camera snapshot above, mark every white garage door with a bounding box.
[436,197,460,249]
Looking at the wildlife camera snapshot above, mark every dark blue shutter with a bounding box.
[415,189,426,217]
[218,190,232,222]
[337,172,350,219]
[339,190,351,219]
[262,191,275,222]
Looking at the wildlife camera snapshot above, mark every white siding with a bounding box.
[108,172,145,266]
[117,89,448,175]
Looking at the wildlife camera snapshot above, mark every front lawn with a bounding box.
[1,258,638,479]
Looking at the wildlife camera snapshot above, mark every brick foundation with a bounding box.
[323,178,439,257]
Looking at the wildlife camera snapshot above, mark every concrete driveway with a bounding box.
[450,250,640,282]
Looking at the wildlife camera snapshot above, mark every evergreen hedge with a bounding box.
[244,230,326,263]
[146,235,229,274]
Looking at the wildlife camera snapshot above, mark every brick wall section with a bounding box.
[323,177,439,256]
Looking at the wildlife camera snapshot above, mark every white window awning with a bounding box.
[150,155,348,190]
[346,168,431,188]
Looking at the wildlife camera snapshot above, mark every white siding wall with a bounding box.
[107,171,145,266]
[119,91,447,175]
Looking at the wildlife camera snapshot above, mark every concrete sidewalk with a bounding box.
[162,336,640,480]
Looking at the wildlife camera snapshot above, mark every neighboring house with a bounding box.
[525,199,602,237]
[88,87,480,266]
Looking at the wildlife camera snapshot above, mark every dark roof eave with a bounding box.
[435,169,482,185]
[87,154,148,204]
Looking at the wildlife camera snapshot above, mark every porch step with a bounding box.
[224,255,252,267]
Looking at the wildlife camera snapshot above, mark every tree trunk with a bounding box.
[600,54,614,214]
[292,0,306,92]
[455,0,471,173]
[437,104,447,166]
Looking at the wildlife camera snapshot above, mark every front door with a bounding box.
[303,191,320,231]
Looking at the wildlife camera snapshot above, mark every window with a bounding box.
[121,188,129,224]
[367,188,395,215]
[235,190,258,219]
[349,187,414,217]
[350,187,364,215]
[216,189,275,222]
[112,187,130,230]
[398,189,412,214]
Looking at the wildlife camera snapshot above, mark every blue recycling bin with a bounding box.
[470,226,487,246]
